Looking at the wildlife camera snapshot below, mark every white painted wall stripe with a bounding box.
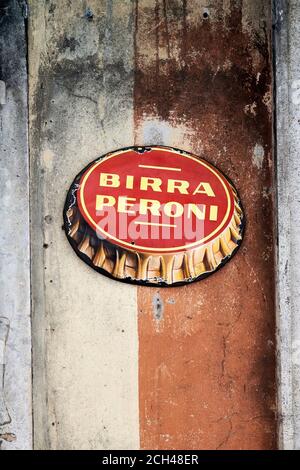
[28,0,139,450]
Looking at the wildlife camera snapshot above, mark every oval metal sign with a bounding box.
[64,146,244,286]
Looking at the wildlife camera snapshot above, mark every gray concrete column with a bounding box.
[0,0,32,450]
[274,0,300,450]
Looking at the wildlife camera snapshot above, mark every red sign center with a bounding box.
[77,147,234,253]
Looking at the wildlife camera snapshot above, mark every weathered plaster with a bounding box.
[0,0,32,450]
[1,0,295,450]
[28,0,139,450]
[135,0,276,450]
[274,0,300,450]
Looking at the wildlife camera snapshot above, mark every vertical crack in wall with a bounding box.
[0,0,32,450]
[0,317,11,427]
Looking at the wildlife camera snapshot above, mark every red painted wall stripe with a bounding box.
[135,0,276,450]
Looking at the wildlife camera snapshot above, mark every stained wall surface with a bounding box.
[275,0,300,450]
[28,0,276,449]
[0,0,32,450]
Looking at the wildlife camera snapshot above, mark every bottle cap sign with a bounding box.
[64,146,244,286]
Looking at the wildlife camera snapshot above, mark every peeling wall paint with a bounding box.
[252,144,265,170]
[29,0,139,450]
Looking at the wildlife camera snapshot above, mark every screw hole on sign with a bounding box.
[85,8,94,21]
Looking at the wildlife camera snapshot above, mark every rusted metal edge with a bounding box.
[63,146,245,288]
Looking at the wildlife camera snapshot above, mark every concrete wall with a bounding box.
[4,0,300,451]
[0,0,32,450]
[274,0,300,450]
[28,0,276,450]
